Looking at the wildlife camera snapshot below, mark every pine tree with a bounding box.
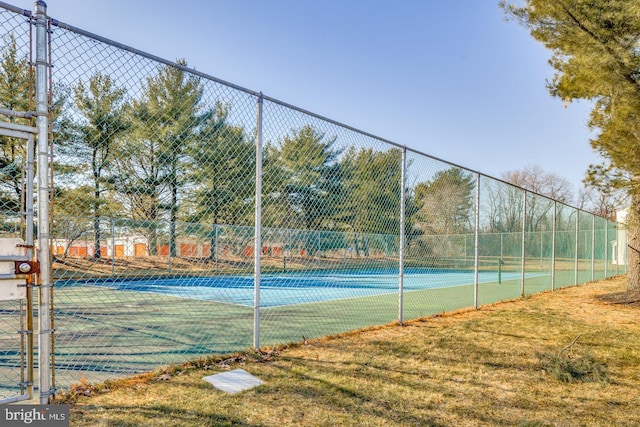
[118,60,206,256]
[501,0,640,290]
[188,101,254,258]
[0,34,31,215]
[58,73,130,258]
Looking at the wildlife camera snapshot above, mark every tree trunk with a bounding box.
[627,192,640,291]
[93,214,101,259]
[209,203,219,261]
[148,208,158,256]
[93,185,101,259]
[169,183,178,257]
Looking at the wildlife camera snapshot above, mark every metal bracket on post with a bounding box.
[15,260,41,275]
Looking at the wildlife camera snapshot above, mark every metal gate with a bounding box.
[0,121,36,404]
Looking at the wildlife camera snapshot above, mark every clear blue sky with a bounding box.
[13,0,600,196]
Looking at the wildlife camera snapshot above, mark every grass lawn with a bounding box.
[61,275,640,426]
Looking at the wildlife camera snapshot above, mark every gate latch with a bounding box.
[14,260,40,275]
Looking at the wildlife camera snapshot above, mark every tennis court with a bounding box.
[57,269,536,308]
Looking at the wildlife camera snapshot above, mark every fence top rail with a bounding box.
[0,1,30,17]
[0,2,611,220]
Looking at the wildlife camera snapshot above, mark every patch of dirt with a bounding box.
[596,290,640,307]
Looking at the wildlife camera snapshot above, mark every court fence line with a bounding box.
[0,1,628,403]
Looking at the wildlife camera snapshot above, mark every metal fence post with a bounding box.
[591,215,595,281]
[611,218,620,276]
[604,219,609,278]
[253,94,263,349]
[111,217,115,276]
[26,132,35,401]
[499,232,503,284]
[521,191,526,297]
[574,210,579,285]
[473,174,480,309]
[615,221,619,276]
[551,201,556,291]
[35,0,52,405]
[398,147,406,324]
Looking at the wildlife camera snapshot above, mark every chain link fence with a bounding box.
[0,4,36,403]
[0,2,627,399]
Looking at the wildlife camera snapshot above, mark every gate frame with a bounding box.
[0,121,36,404]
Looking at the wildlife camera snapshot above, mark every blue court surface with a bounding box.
[58,269,532,308]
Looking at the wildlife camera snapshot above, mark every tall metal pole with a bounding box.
[473,174,480,309]
[604,219,608,278]
[253,94,263,349]
[35,0,52,405]
[591,214,595,281]
[25,134,34,265]
[574,210,579,285]
[25,133,35,400]
[614,218,620,276]
[111,218,115,276]
[398,147,406,324]
[498,232,503,285]
[521,192,526,297]
[551,201,556,291]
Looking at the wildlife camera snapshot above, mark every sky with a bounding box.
[10,0,601,197]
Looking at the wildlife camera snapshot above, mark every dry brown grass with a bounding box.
[62,276,640,426]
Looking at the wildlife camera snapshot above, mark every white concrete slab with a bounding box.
[203,369,265,394]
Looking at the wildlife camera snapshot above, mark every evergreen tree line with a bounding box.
[0,36,611,260]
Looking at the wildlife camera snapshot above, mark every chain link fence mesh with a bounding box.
[0,3,628,398]
[0,7,34,403]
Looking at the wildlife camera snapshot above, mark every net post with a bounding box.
[253,93,263,350]
[473,173,480,310]
[398,146,406,325]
